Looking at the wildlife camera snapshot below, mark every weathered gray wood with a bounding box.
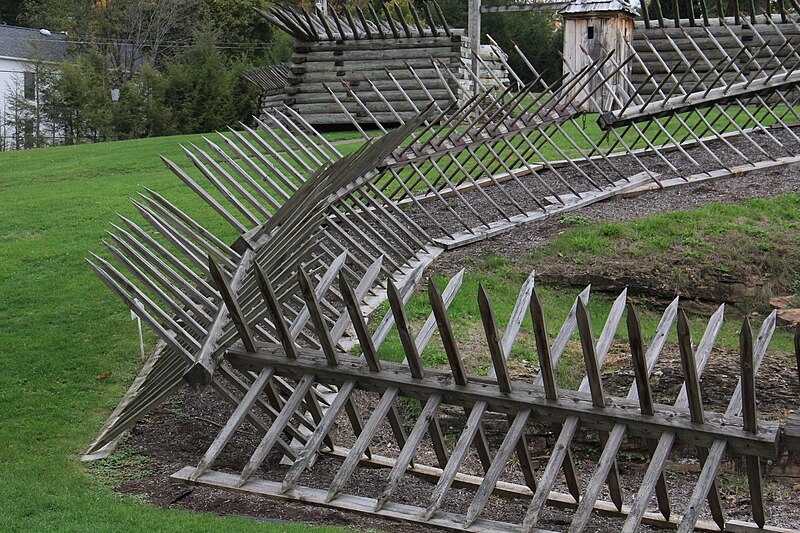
[523,290,628,530]
[678,312,777,532]
[255,265,298,359]
[530,288,558,400]
[478,285,513,393]
[569,299,679,532]
[227,343,781,457]
[739,318,765,528]
[575,299,623,512]
[621,304,727,532]
[339,274,408,455]
[429,280,468,386]
[676,309,726,530]
[326,386,401,502]
[297,268,368,449]
[208,257,257,352]
[464,408,531,527]
[375,393,443,511]
[192,367,275,480]
[427,278,494,472]
[478,283,538,491]
[422,402,488,521]
[237,373,316,486]
[280,379,356,493]
[160,156,248,234]
[175,466,538,533]
[387,280,425,378]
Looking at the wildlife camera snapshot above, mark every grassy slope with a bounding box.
[0,135,351,532]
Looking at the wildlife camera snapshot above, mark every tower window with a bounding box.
[588,26,595,40]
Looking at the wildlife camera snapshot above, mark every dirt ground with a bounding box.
[101,161,800,532]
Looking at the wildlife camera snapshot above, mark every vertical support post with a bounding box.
[468,0,481,96]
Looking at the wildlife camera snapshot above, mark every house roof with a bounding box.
[0,25,69,62]
[559,0,639,16]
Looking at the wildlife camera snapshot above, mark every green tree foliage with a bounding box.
[10,0,278,146]
[201,0,275,62]
[113,64,174,139]
[0,0,27,25]
[163,28,260,133]
[40,51,114,143]
[421,0,563,84]
[482,10,563,85]
[20,0,91,32]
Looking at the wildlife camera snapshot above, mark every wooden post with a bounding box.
[468,0,481,96]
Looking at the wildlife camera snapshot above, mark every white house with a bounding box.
[0,25,68,150]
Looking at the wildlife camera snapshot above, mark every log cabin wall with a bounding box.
[284,33,464,126]
[631,21,800,97]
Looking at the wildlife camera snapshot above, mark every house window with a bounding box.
[23,71,36,100]
[587,26,595,40]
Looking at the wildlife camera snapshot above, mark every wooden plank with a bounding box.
[422,402,489,520]
[208,257,256,352]
[339,274,408,457]
[569,300,679,531]
[295,46,455,63]
[326,386,401,502]
[172,467,547,533]
[676,310,726,530]
[225,346,782,456]
[237,374,316,486]
[191,367,275,479]
[464,408,532,527]
[428,278,494,472]
[478,284,538,492]
[621,305,727,533]
[739,318,765,528]
[280,380,357,493]
[575,299,623,512]
[523,291,628,529]
[678,312,777,532]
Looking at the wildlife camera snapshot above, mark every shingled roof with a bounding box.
[559,0,639,16]
[0,25,69,62]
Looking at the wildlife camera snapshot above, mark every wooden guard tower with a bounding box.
[561,0,637,111]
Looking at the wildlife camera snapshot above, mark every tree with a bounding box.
[37,52,114,144]
[163,27,259,134]
[0,0,28,25]
[113,64,174,138]
[201,0,275,63]
[482,10,563,85]
[89,0,200,79]
[19,0,91,32]
[428,0,563,84]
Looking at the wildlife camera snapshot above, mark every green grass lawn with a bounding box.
[0,134,359,532]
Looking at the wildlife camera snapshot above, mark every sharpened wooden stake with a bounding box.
[740,318,765,528]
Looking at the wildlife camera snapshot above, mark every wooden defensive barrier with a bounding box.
[168,266,795,532]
